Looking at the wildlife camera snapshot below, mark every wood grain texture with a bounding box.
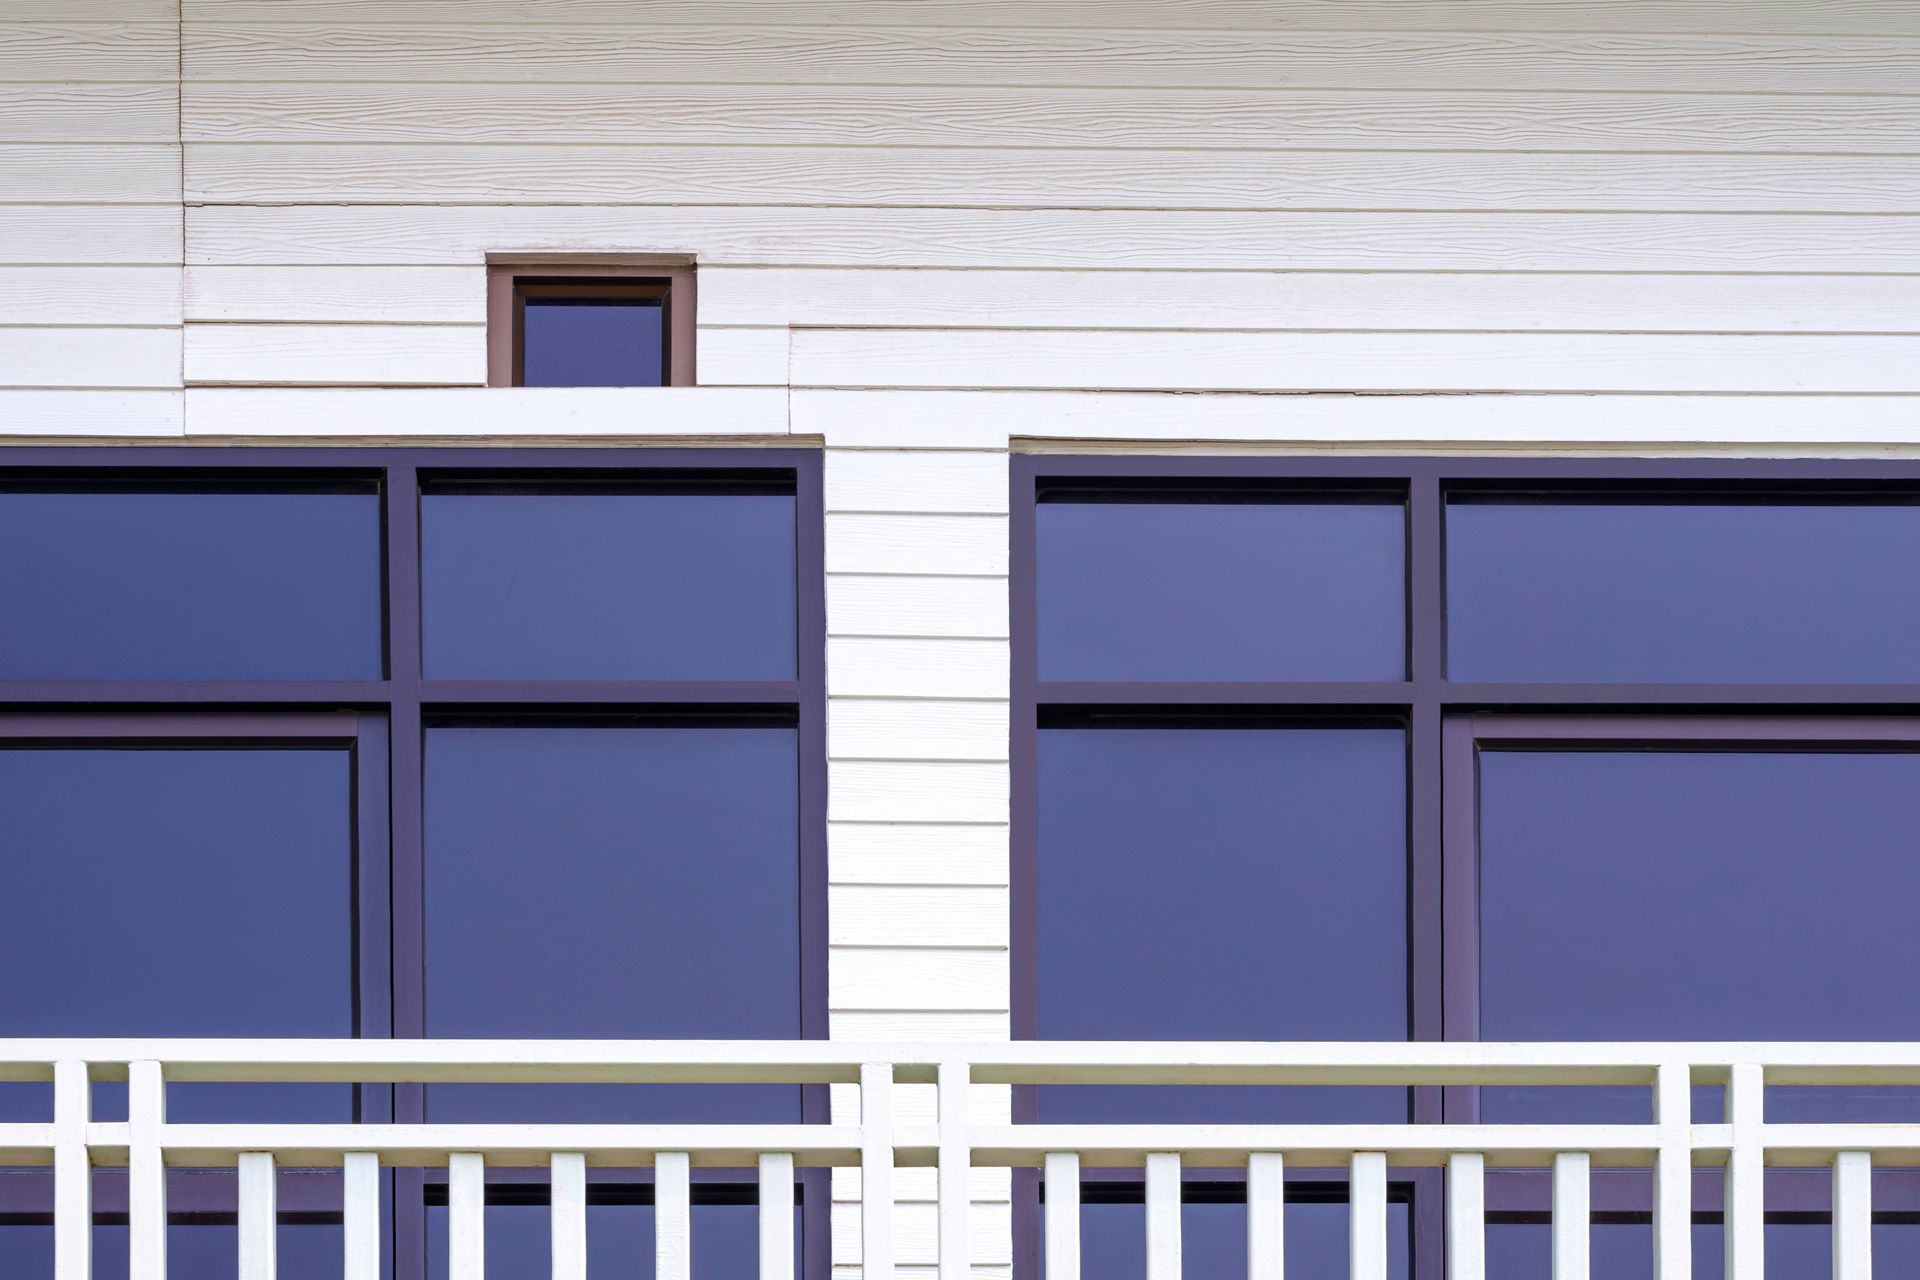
[0,85,178,142]
[794,329,1920,394]
[1,266,182,325]
[0,327,180,388]
[183,323,485,386]
[6,1,179,17]
[830,886,1006,948]
[181,26,1920,94]
[184,206,1920,272]
[0,146,179,202]
[830,700,1010,762]
[697,325,788,386]
[830,822,1009,888]
[826,638,1008,701]
[0,389,183,436]
[0,24,178,81]
[2,206,181,264]
[829,947,1007,1012]
[827,451,1009,515]
[826,514,1010,576]
[181,82,1920,155]
[181,385,788,437]
[183,143,1920,213]
[828,575,1011,640]
[185,265,484,323]
[706,268,1920,335]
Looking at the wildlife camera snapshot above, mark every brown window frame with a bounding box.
[486,264,697,387]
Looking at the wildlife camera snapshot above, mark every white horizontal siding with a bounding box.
[696,325,788,386]
[826,451,1008,514]
[185,265,484,323]
[829,886,1007,948]
[180,386,789,437]
[830,701,1008,762]
[0,23,179,81]
[184,323,484,386]
[0,327,179,389]
[830,823,1008,887]
[0,206,181,265]
[0,389,183,436]
[830,947,1007,1013]
[1,267,182,326]
[0,85,179,143]
[828,576,1010,640]
[0,145,180,203]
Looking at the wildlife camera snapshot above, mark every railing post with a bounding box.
[860,1063,894,1280]
[1833,1151,1872,1280]
[129,1060,167,1280]
[343,1152,381,1280]
[760,1152,796,1280]
[52,1059,89,1280]
[1248,1153,1284,1280]
[551,1152,587,1280]
[1652,1063,1692,1280]
[448,1152,485,1280]
[937,1061,970,1280]
[1447,1153,1483,1280]
[1350,1153,1387,1280]
[657,1152,692,1280]
[1046,1153,1082,1280]
[1724,1065,1764,1280]
[238,1152,277,1280]
[1552,1153,1589,1280]
[1145,1153,1182,1280]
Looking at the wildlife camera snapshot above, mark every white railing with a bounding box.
[8,1039,1918,1279]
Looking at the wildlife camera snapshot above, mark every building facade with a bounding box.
[3,2,1919,1278]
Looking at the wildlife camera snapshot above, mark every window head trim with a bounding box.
[486,264,696,388]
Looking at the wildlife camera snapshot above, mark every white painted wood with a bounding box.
[185,206,1920,273]
[551,1152,587,1280]
[181,82,1920,156]
[795,330,1920,396]
[128,1060,167,1280]
[1349,1153,1387,1280]
[830,761,1008,825]
[1724,1064,1764,1280]
[1447,1153,1482,1280]
[185,266,484,324]
[238,1152,277,1280]
[1044,1154,1080,1280]
[829,1204,1016,1267]
[448,1153,485,1280]
[0,328,179,389]
[0,145,180,203]
[658,1152,693,1280]
[1833,1151,1872,1280]
[2,267,182,326]
[831,886,1007,948]
[830,1080,1012,1133]
[2,206,180,265]
[182,387,788,438]
[826,516,1009,577]
[52,1059,88,1280]
[706,268,1920,337]
[829,823,1008,888]
[828,577,1010,642]
[1145,1153,1181,1280]
[829,1012,1011,1043]
[0,85,178,143]
[761,1153,797,1280]
[826,640,1008,702]
[0,389,183,436]
[1652,1064,1691,1280]
[936,1062,970,1280]
[180,26,1920,95]
[862,1064,895,1280]
[827,452,1009,517]
[830,702,1009,763]
[830,949,1007,1013]
[343,1152,381,1280]
[1551,1154,1588,1280]
[0,24,178,82]
[698,326,789,386]
[184,323,483,387]
[1247,1152,1284,1280]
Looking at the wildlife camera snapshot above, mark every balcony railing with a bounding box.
[8,1039,1916,1279]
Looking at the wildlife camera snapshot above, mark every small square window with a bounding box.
[487,265,695,387]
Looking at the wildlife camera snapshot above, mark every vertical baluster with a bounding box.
[657,1152,692,1280]
[1447,1153,1484,1280]
[1045,1153,1081,1280]
[1552,1154,1589,1280]
[1349,1153,1387,1280]
[343,1152,381,1280]
[1651,1064,1692,1280]
[52,1060,89,1280]
[1145,1154,1181,1280]
[937,1063,970,1280]
[1724,1065,1763,1280]
[1832,1151,1872,1280]
[448,1153,485,1280]
[760,1153,795,1280]
[1248,1153,1285,1280]
[860,1064,893,1280]
[239,1153,277,1280]
[551,1152,587,1280]
[129,1060,167,1280]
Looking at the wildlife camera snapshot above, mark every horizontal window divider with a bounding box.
[418,680,803,705]
[0,682,392,706]
[1033,681,1415,706]
[1438,682,1920,707]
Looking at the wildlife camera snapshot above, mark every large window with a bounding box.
[0,448,824,1280]
[1014,457,1920,1280]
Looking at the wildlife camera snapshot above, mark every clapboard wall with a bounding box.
[7,1,1920,1272]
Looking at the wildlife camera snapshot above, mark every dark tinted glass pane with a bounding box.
[1479,750,1920,1121]
[1038,728,1406,1121]
[1038,497,1405,681]
[522,296,665,387]
[1446,499,1920,682]
[0,489,381,680]
[421,490,795,680]
[426,1199,773,1280]
[425,727,801,1122]
[0,749,354,1121]
[1487,1219,1920,1279]
[1058,1195,1410,1280]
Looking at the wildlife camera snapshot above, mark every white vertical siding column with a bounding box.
[1832,1151,1872,1280]
[760,1153,796,1280]
[1248,1153,1284,1280]
[1552,1153,1589,1280]
[448,1153,485,1280]
[937,1061,970,1280]
[657,1152,692,1280]
[238,1152,277,1280]
[1447,1153,1483,1280]
[1145,1153,1182,1280]
[1723,1065,1764,1280]
[129,1060,167,1280]
[1652,1064,1692,1280]
[551,1152,587,1280]
[343,1152,381,1280]
[52,1059,90,1280]
[1045,1153,1081,1280]
[861,1064,894,1280]
[1349,1154,1388,1280]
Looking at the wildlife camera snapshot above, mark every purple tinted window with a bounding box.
[1487,1219,1920,1279]
[1037,495,1405,681]
[1478,750,1920,1121]
[421,489,796,681]
[1038,727,1406,1121]
[426,1199,786,1280]
[522,297,665,387]
[425,726,801,1122]
[0,1222,343,1280]
[1055,1195,1410,1280]
[1446,499,1920,682]
[0,489,381,680]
